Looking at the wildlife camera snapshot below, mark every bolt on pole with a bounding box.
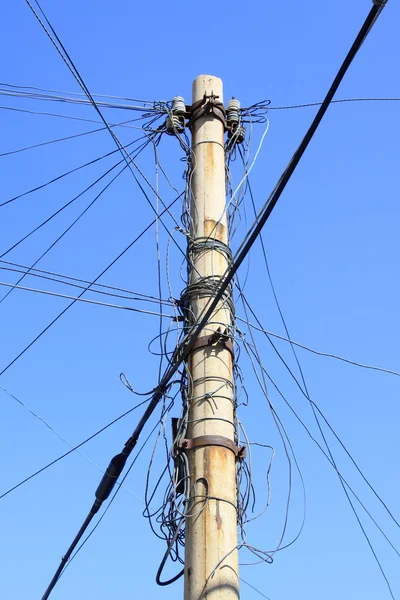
[183,74,240,600]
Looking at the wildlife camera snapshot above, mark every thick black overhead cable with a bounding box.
[39,2,388,598]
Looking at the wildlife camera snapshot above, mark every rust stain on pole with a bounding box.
[204,219,226,242]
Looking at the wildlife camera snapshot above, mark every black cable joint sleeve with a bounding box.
[94,452,128,504]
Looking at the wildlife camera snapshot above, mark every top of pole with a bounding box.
[192,74,223,103]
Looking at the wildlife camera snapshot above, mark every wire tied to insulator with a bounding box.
[166,96,186,134]
[226,98,246,144]
[172,96,186,115]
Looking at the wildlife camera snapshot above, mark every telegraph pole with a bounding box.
[183,75,240,600]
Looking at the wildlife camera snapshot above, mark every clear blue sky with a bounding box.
[1,1,399,599]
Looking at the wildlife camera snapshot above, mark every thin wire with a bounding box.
[25,0,187,263]
[268,97,400,110]
[0,134,157,306]
[0,385,144,504]
[1,155,130,253]
[240,577,272,599]
[0,280,174,317]
[235,318,400,378]
[238,320,400,560]
[0,396,151,501]
[0,105,154,128]
[0,259,173,305]
[227,119,269,211]
[0,87,160,113]
[238,295,398,596]
[239,296,400,529]
[0,192,182,377]
[0,81,164,104]
[0,135,146,208]
[0,125,110,158]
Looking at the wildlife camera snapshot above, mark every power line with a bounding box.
[24,0,186,251]
[236,317,400,379]
[0,396,151,501]
[0,263,173,306]
[268,97,400,110]
[0,136,144,209]
[0,259,173,305]
[0,385,145,504]
[0,125,108,157]
[239,322,399,593]
[0,137,152,244]
[240,577,272,599]
[0,80,163,104]
[0,133,158,306]
[0,192,182,377]
[0,280,175,317]
[0,104,159,128]
[1,156,126,254]
[40,398,174,600]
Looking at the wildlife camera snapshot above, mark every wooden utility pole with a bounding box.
[183,75,239,600]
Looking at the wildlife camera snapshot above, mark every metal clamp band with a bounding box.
[191,327,234,358]
[188,94,226,129]
[178,434,246,458]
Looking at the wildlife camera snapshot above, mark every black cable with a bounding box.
[58,428,155,577]
[41,392,177,599]
[41,409,165,600]
[41,513,96,600]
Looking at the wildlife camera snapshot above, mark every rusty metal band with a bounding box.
[191,333,234,359]
[178,435,245,458]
